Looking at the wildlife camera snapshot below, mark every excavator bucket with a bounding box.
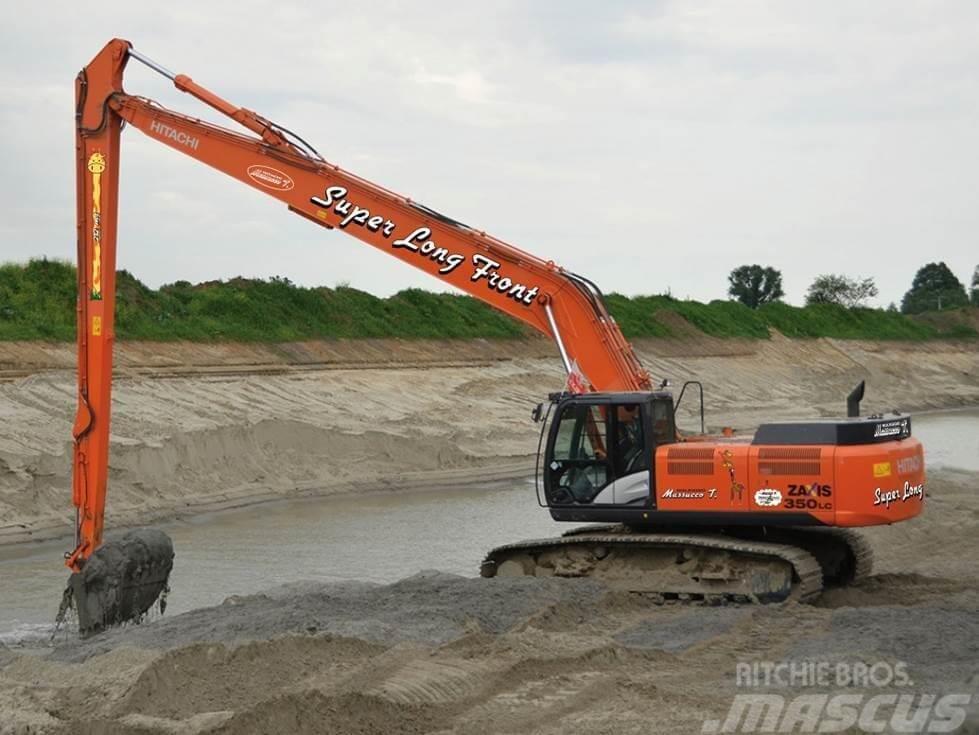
[63,528,174,636]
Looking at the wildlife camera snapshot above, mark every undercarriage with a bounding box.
[481,525,872,604]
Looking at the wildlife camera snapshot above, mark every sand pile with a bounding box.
[1,469,977,734]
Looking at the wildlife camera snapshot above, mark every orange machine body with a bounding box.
[654,437,925,526]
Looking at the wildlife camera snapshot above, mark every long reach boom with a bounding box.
[67,39,649,631]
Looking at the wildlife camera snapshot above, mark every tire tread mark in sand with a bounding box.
[367,657,499,705]
[438,637,654,731]
[110,635,383,720]
[454,670,617,734]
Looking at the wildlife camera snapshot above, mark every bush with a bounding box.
[0,260,973,343]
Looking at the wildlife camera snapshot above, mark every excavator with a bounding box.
[63,39,926,634]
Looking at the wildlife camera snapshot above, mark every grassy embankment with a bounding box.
[1,259,975,342]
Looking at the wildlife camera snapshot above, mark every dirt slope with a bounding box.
[0,336,977,544]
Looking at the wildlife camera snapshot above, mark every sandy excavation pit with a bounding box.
[0,336,977,733]
[2,467,977,734]
[2,335,977,547]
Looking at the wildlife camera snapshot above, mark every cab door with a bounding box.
[544,398,658,508]
[546,402,612,505]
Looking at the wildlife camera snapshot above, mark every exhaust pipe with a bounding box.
[847,380,865,418]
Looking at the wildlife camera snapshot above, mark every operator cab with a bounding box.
[539,392,676,513]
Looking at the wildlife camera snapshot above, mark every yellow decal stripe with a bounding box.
[87,152,106,300]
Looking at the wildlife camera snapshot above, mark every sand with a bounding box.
[1,335,977,546]
[1,335,977,733]
[0,468,976,734]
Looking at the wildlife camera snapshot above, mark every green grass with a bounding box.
[0,259,78,339]
[0,259,974,342]
[756,301,941,340]
[605,293,971,340]
[0,260,527,342]
[604,294,771,338]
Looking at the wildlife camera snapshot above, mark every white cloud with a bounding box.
[1,0,977,307]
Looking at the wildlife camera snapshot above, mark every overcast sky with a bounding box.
[1,1,976,306]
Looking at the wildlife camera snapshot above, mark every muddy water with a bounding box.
[0,479,563,643]
[1,409,976,643]
[913,407,979,472]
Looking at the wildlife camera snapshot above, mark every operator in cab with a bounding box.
[596,404,645,474]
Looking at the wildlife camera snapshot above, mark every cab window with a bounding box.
[612,403,647,475]
[552,404,607,461]
[549,404,609,504]
[651,398,674,445]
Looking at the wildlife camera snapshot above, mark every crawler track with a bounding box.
[481,526,825,604]
[703,526,874,589]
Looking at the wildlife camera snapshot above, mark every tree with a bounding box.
[901,262,969,314]
[805,274,879,308]
[727,265,784,309]
[971,265,979,306]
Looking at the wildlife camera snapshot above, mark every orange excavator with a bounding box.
[64,39,925,633]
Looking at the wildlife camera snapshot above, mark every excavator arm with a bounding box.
[86,40,648,388]
[65,39,650,631]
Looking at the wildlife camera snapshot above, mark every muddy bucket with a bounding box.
[63,528,174,636]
